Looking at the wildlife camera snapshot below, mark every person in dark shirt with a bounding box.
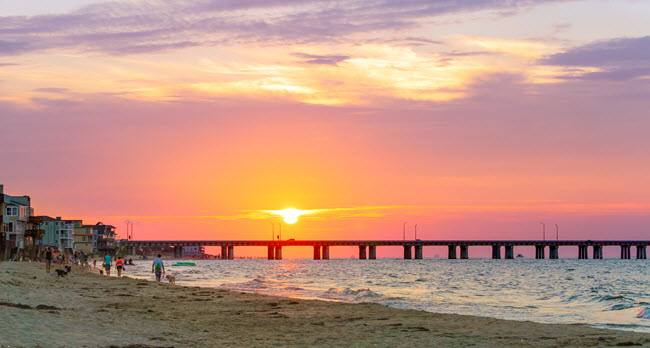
[45,248,53,273]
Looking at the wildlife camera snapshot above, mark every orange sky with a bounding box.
[2,1,650,257]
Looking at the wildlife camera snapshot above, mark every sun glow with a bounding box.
[271,209,308,224]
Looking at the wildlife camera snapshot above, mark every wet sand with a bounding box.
[1,261,649,347]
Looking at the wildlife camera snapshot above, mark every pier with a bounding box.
[123,240,650,260]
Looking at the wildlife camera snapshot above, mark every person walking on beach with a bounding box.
[103,253,112,276]
[93,259,97,268]
[152,254,165,282]
[116,256,124,277]
[45,248,53,273]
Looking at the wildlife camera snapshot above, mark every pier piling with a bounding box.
[359,245,367,260]
[322,245,329,260]
[227,246,234,260]
[369,245,377,259]
[491,245,501,259]
[313,245,321,260]
[403,245,412,259]
[578,245,588,259]
[460,245,469,259]
[549,245,559,259]
[505,245,514,259]
[535,245,545,259]
[448,245,457,259]
[414,245,423,259]
[637,246,647,259]
[275,245,282,260]
[621,245,631,259]
[267,246,275,260]
[221,246,227,260]
[593,245,603,259]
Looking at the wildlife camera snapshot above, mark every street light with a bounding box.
[403,222,407,241]
[540,222,545,241]
[414,224,418,240]
[555,224,559,241]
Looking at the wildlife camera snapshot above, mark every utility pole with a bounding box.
[414,224,418,240]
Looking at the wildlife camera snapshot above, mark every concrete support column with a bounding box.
[414,245,423,259]
[322,245,329,260]
[369,246,377,260]
[460,245,469,259]
[637,246,647,259]
[549,245,559,259]
[593,245,603,259]
[131,246,136,255]
[491,245,501,259]
[275,245,282,260]
[535,245,545,259]
[227,245,234,260]
[267,245,275,260]
[359,245,367,260]
[621,245,631,259]
[173,246,178,258]
[504,245,514,259]
[179,246,185,259]
[221,246,227,260]
[578,245,588,259]
[448,245,457,259]
[313,245,321,260]
[403,245,412,259]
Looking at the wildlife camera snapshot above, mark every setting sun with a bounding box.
[271,209,308,224]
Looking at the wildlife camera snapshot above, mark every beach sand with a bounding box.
[1,262,649,347]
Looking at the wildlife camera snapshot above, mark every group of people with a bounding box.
[95,254,136,277]
[44,248,167,283]
[43,247,89,273]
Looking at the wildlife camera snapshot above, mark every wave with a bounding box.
[321,287,381,302]
[637,307,650,319]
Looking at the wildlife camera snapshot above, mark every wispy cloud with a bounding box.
[0,0,565,57]
[292,53,350,66]
[540,36,650,81]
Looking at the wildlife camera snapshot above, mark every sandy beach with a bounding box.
[1,261,649,348]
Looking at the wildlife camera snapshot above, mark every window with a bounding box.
[82,236,86,241]
[6,207,18,216]
[3,222,14,233]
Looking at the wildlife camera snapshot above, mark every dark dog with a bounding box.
[55,269,67,277]
[65,266,71,273]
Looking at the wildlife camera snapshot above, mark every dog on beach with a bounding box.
[65,266,71,273]
[99,269,104,275]
[55,269,67,277]
[165,274,176,285]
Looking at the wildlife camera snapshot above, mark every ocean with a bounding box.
[123,258,649,332]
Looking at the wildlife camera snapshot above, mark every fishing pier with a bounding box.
[122,240,649,260]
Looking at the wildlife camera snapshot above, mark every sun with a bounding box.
[271,208,307,224]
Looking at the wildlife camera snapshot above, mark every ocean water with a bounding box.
[123,258,649,332]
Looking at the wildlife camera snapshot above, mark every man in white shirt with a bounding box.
[151,254,165,281]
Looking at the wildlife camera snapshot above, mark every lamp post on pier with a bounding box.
[414,224,418,240]
[555,224,559,241]
[540,222,545,241]
[403,222,407,241]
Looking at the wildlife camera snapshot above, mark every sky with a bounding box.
[2,0,650,258]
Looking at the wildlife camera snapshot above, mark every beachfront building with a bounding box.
[1,184,34,260]
[37,216,77,253]
[73,220,94,254]
[93,222,117,255]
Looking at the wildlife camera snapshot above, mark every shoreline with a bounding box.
[2,261,650,347]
